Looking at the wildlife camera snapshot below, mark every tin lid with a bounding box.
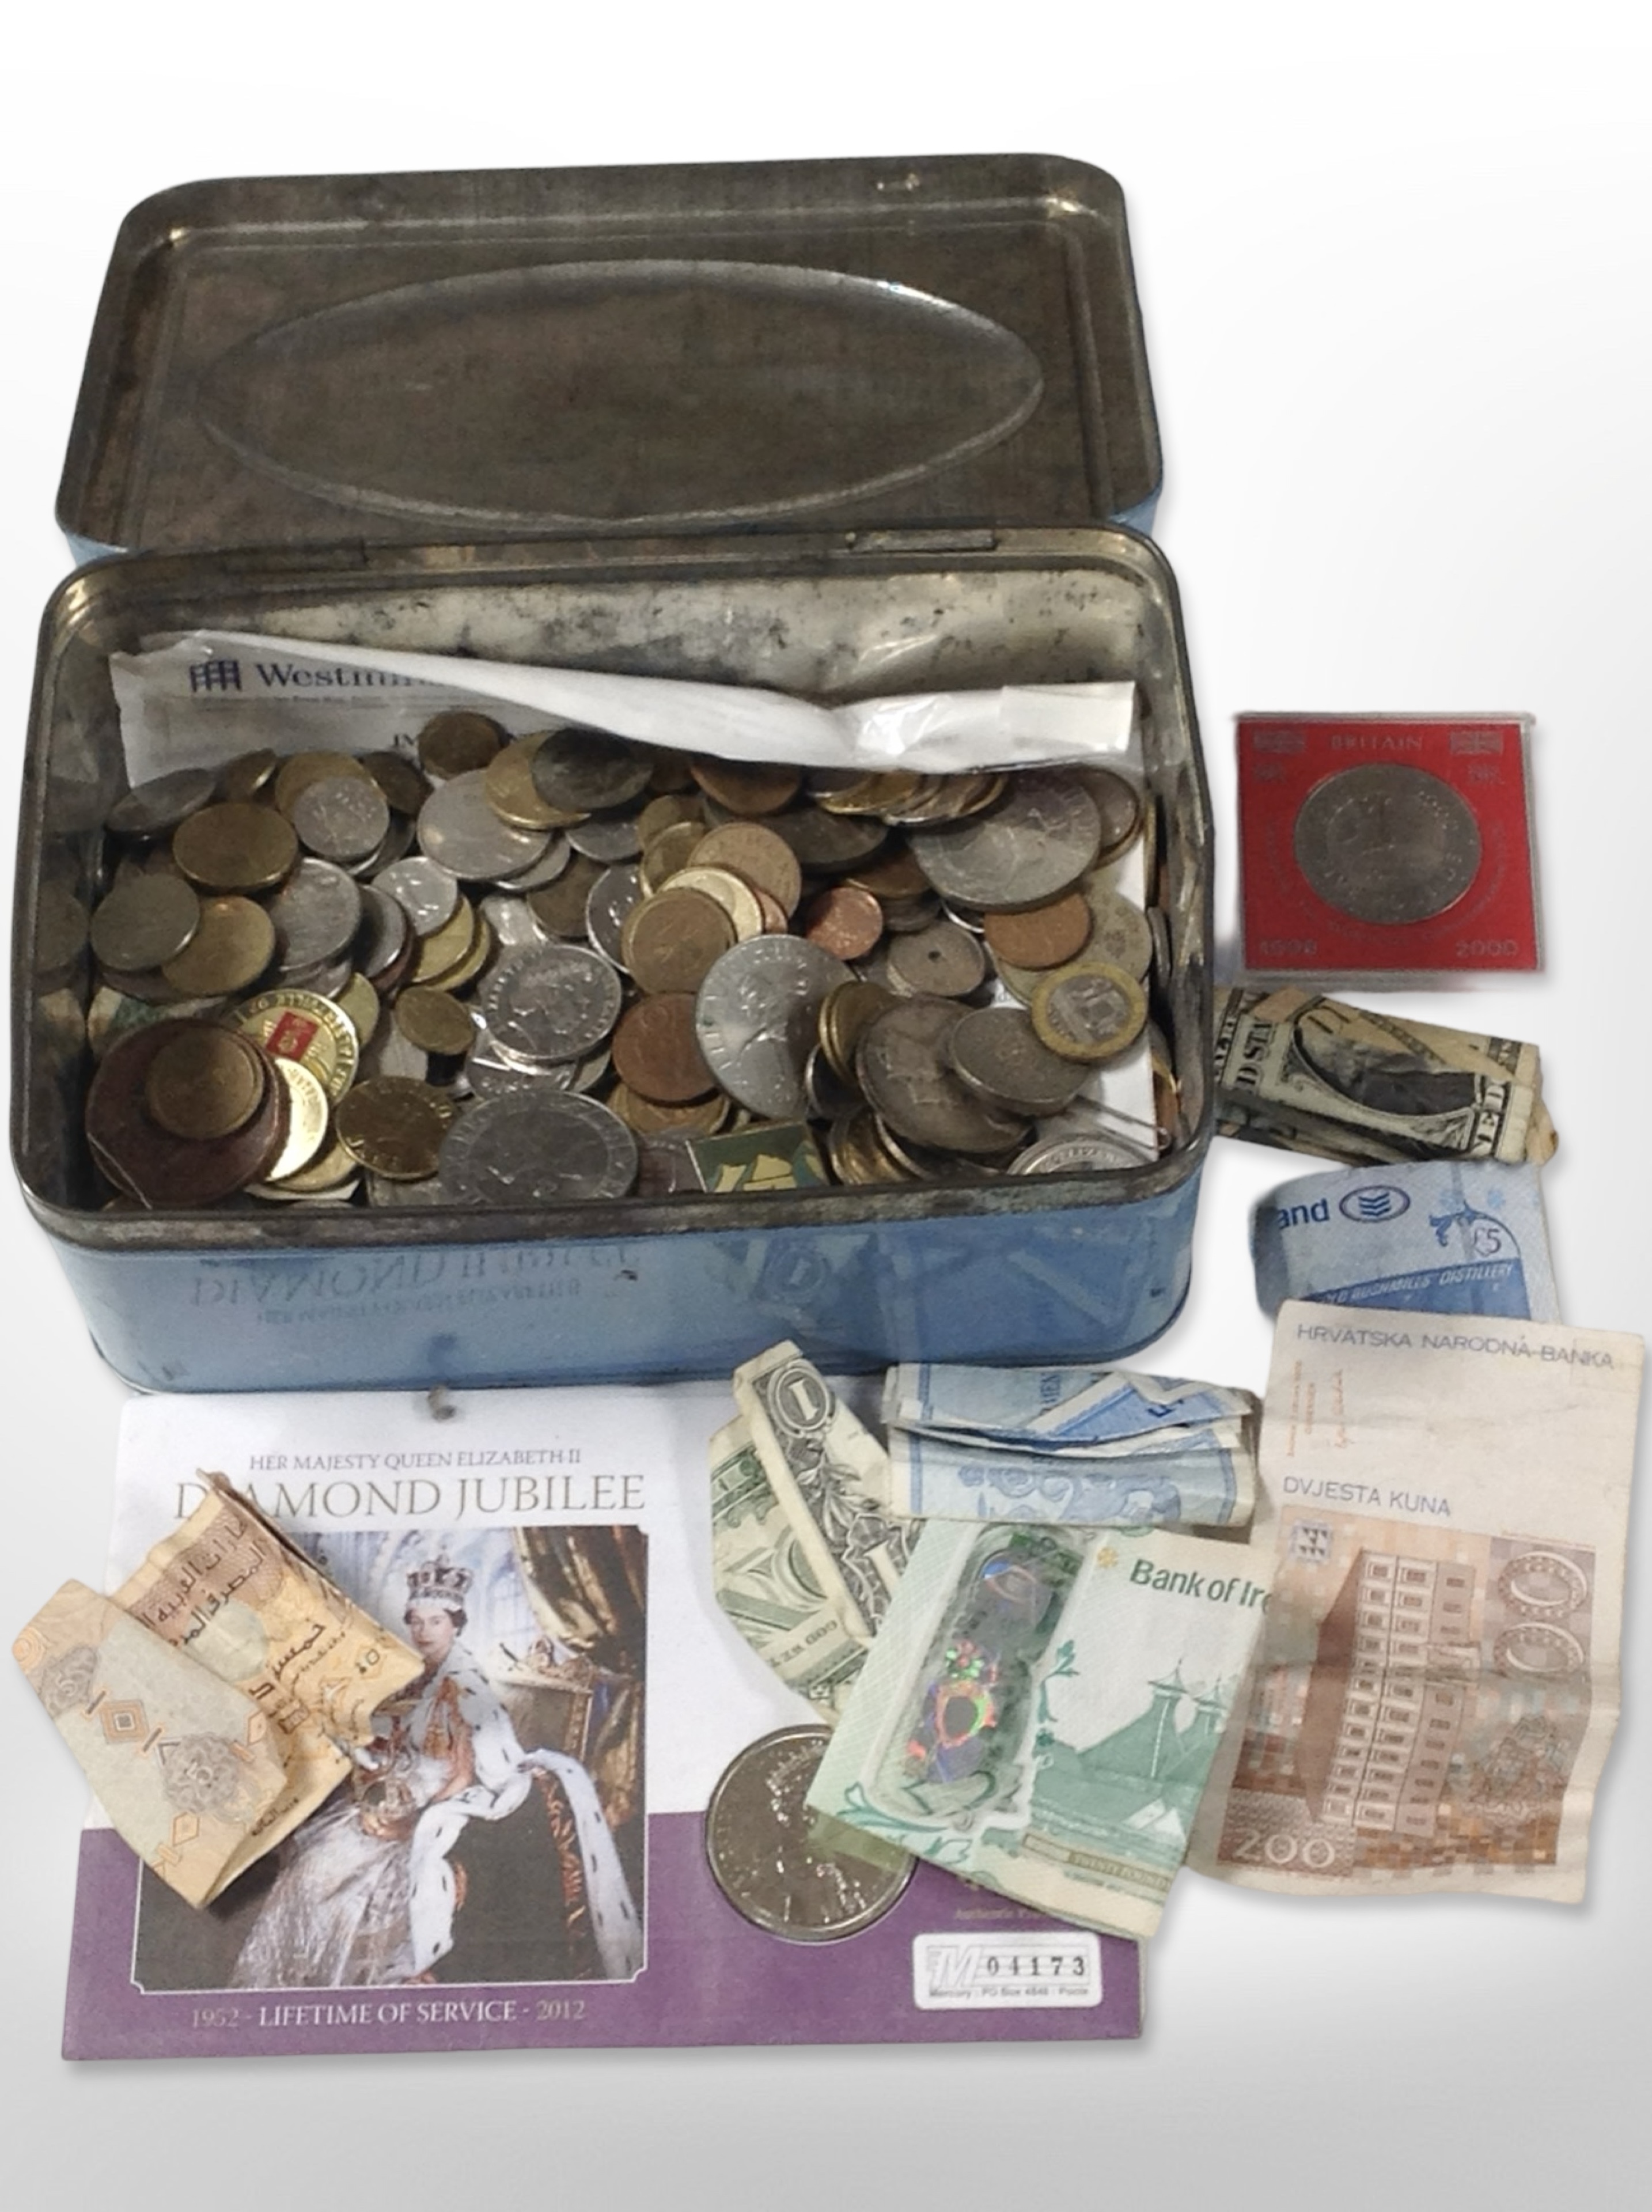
[58,154,1160,558]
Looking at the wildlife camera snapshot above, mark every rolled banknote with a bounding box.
[733,1341,910,1647]
[808,1514,1274,1941]
[15,1581,290,1907]
[1213,986,1549,1166]
[882,1362,1256,1445]
[114,1476,423,1889]
[708,1416,867,1718]
[1188,1302,1641,1902]
[1252,1158,1560,1320]
[884,1423,1253,1530]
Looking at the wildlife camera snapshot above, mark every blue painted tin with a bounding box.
[18,158,1207,1394]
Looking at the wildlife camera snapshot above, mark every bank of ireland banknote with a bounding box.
[733,1342,910,1647]
[1213,987,1548,1166]
[1188,1301,1641,1902]
[807,1515,1274,1941]
[708,1417,867,1718]
[1252,1158,1560,1321]
[115,1477,423,1889]
[14,1581,290,1907]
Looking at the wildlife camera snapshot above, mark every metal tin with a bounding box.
[18,157,1204,1393]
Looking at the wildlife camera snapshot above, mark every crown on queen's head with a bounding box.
[407,1557,472,1611]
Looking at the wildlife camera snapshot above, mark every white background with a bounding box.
[2,5,1648,2205]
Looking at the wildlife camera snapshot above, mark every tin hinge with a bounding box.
[845,528,999,556]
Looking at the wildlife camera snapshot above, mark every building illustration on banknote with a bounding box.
[1216,1519,1593,1878]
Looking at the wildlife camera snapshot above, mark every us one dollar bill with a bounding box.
[808,1514,1274,1941]
[113,1476,423,1891]
[708,1416,867,1718]
[733,1342,910,1647]
[1252,1158,1560,1321]
[15,1580,292,1908]
[1188,1301,1640,1903]
[1214,987,1550,1167]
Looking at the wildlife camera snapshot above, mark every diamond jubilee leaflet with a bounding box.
[63,1381,1141,2058]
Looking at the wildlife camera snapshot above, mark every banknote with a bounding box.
[708,1416,867,1718]
[733,1342,910,1646]
[884,1424,1254,1530]
[1213,987,1549,1166]
[882,1362,1256,1445]
[1188,1301,1641,1902]
[808,1514,1274,1940]
[1252,1158,1560,1321]
[115,1476,423,1888]
[15,1581,290,1907]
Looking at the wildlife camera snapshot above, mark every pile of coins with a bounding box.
[75,709,1178,1211]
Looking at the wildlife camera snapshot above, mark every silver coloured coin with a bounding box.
[358,1024,430,1084]
[1147,906,1172,983]
[1073,766,1143,859]
[804,1043,861,1120]
[1293,765,1483,925]
[634,1131,703,1197]
[280,952,355,1000]
[763,806,887,872]
[465,1020,579,1099]
[438,1093,638,1206]
[694,937,852,1119]
[530,727,654,815]
[480,943,623,1066]
[857,998,1030,1155]
[290,774,391,866]
[908,771,1101,910]
[568,813,643,863]
[269,858,364,972]
[373,854,461,936]
[419,770,554,882]
[704,1726,913,1942]
[87,875,202,972]
[1083,885,1154,979]
[105,768,219,839]
[948,1006,1089,1115]
[350,809,415,881]
[1010,1128,1146,1175]
[479,893,549,953]
[491,832,571,893]
[586,863,643,968]
[880,892,943,935]
[885,917,987,998]
[366,1171,449,1207]
[354,884,411,978]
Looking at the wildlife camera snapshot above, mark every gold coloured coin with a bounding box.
[638,794,703,844]
[234,988,361,1101]
[263,1056,331,1180]
[639,820,704,893]
[666,865,764,942]
[173,802,300,894]
[689,758,801,817]
[361,749,431,817]
[335,1077,453,1180]
[249,1131,359,1198]
[142,1025,267,1141]
[621,887,736,995]
[410,899,478,984]
[419,710,505,780]
[334,971,382,1048]
[607,1082,732,1137]
[427,911,494,994]
[395,986,476,1057]
[526,855,604,938]
[484,736,581,830]
[160,895,276,997]
[692,821,803,915]
[819,980,896,1085]
[218,749,279,802]
[1029,961,1147,1065]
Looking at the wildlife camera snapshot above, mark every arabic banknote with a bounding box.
[881,1361,1257,1529]
[708,1416,867,1718]
[1252,1158,1560,1321]
[15,1581,290,1907]
[1214,987,1551,1166]
[808,1513,1274,1940]
[114,1477,422,1888]
[733,1342,911,1647]
[1188,1301,1641,1902]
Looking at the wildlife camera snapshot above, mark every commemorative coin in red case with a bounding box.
[1236,712,1540,981]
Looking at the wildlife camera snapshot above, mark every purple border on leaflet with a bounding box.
[64,1817,1142,2059]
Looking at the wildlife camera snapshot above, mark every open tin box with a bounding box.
[14,153,1211,1393]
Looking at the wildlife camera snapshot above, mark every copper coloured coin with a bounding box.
[692,823,803,915]
[142,1024,268,1141]
[622,887,736,995]
[982,890,1093,971]
[689,758,801,817]
[802,884,884,960]
[612,994,717,1103]
[87,1021,287,1205]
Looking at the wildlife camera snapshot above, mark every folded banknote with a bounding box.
[1188,1302,1640,1902]
[1252,1158,1560,1321]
